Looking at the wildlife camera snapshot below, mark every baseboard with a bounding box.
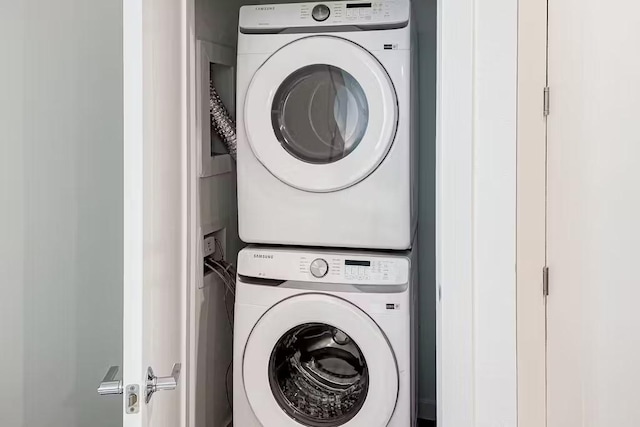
[418,398,437,421]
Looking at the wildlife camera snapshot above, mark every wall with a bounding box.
[0,1,123,426]
[437,0,518,423]
[0,3,26,426]
[415,0,438,419]
[194,1,255,425]
[516,0,548,423]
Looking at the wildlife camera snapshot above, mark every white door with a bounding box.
[244,36,398,192]
[120,0,187,425]
[546,0,640,425]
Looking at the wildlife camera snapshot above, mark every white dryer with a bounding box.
[233,245,418,427]
[236,0,418,250]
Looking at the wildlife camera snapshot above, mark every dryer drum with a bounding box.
[270,64,369,165]
[269,323,370,426]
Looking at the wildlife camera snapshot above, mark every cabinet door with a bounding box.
[122,0,187,425]
[546,0,640,425]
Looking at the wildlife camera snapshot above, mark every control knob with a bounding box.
[310,258,329,278]
[312,4,331,22]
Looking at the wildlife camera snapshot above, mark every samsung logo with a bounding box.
[253,254,274,259]
[255,6,275,10]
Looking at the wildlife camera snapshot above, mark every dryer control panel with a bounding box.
[238,247,410,285]
[239,0,410,33]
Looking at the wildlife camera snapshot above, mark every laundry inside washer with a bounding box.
[269,323,369,424]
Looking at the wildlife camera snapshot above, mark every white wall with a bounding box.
[437,0,518,424]
[0,1,123,426]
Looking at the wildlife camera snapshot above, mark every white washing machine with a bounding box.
[233,245,417,427]
[236,0,418,250]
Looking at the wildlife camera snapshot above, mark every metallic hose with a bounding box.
[210,80,237,160]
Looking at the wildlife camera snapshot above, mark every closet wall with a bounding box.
[194,0,437,422]
[194,1,253,426]
[414,0,437,419]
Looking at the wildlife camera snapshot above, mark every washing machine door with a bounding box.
[244,36,398,193]
[242,293,399,426]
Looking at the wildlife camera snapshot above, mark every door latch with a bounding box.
[146,363,181,404]
[97,366,140,414]
[125,384,140,414]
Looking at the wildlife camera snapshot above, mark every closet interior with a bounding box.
[190,0,436,425]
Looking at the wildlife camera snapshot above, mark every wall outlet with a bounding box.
[203,228,226,261]
[203,235,216,257]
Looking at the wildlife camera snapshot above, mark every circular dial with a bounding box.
[309,258,329,278]
[312,4,331,22]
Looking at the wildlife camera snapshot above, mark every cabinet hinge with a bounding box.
[542,266,550,297]
[543,87,550,116]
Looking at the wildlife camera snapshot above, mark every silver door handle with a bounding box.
[145,363,181,403]
[98,366,123,395]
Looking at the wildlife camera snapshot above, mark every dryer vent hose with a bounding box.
[210,80,237,160]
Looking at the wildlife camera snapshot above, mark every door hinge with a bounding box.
[543,87,550,116]
[542,266,550,297]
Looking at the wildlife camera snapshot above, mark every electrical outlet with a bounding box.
[203,235,216,257]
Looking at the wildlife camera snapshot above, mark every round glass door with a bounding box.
[269,323,369,426]
[242,294,399,427]
[272,65,369,165]
[244,36,398,193]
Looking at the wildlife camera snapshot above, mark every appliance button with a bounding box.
[310,258,329,278]
[312,4,331,21]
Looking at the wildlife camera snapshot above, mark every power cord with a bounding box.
[203,254,235,417]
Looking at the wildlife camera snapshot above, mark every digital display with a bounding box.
[345,260,371,266]
[346,3,372,8]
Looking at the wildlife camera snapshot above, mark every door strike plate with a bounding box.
[126,384,140,414]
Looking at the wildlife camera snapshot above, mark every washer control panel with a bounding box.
[239,0,410,32]
[343,259,396,281]
[238,247,410,285]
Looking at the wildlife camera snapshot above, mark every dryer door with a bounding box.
[244,36,398,193]
[242,293,399,426]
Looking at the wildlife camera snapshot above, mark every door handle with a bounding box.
[145,363,181,403]
[98,366,123,396]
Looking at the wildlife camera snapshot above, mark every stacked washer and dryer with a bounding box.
[233,1,419,426]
